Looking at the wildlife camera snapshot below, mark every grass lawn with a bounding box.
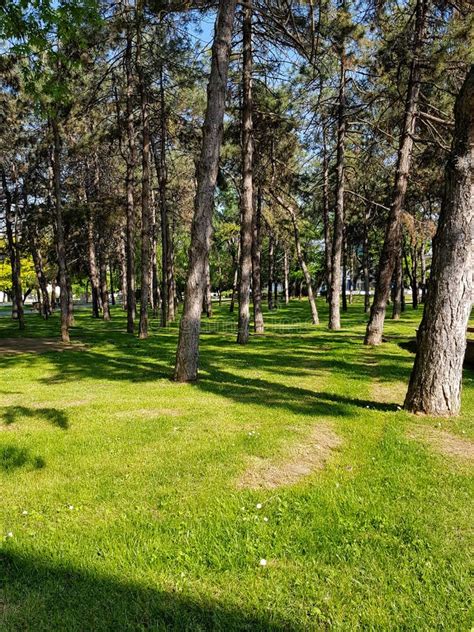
[0,300,472,631]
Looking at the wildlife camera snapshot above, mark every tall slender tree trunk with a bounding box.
[268,233,274,311]
[283,248,290,304]
[342,230,348,313]
[328,46,346,330]
[322,123,331,298]
[404,66,474,416]
[284,202,319,325]
[119,218,128,311]
[420,244,427,302]
[363,205,371,313]
[50,279,57,311]
[392,250,403,319]
[66,273,74,327]
[124,11,136,334]
[152,65,175,326]
[411,246,419,309]
[237,1,254,344]
[109,262,116,306]
[51,119,70,342]
[151,192,160,318]
[30,229,51,319]
[365,0,428,344]
[229,241,239,313]
[203,259,213,318]
[87,206,101,318]
[174,0,237,381]
[252,188,264,332]
[99,247,111,321]
[138,22,152,339]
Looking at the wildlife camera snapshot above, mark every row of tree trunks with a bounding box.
[365,0,428,345]
[152,63,176,328]
[1,167,25,329]
[174,0,238,382]
[404,65,474,416]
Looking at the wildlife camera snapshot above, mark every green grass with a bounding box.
[0,299,472,631]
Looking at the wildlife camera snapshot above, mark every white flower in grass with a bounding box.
[256,503,262,510]
[259,558,267,566]
[68,505,74,510]
[7,532,13,538]
[22,510,28,515]
[263,517,269,522]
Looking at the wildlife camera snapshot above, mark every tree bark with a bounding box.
[404,66,474,416]
[328,48,346,330]
[364,0,428,344]
[174,0,237,381]
[237,1,254,344]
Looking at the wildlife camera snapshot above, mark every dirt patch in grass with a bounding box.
[237,424,341,489]
[371,379,406,406]
[408,426,474,461]
[0,338,85,355]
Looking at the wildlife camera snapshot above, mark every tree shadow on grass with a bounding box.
[312,392,400,413]
[2,406,69,429]
[195,365,399,417]
[0,445,45,472]
[0,551,302,632]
